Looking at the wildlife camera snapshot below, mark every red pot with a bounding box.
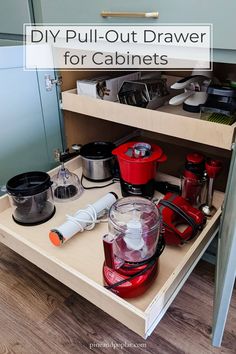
[112,142,167,185]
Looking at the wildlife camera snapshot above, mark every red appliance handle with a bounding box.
[103,234,115,269]
[157,153,167,163]
[158,193,206,245]
[103,234,124,270]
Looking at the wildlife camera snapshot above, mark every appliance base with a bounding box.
[103,260,158,298]
[120,178,155,199]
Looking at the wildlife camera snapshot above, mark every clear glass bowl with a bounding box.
[108,197,162,263]
[51,166,83,202]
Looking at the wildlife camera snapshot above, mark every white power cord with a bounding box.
[66,204,108,232]
[49,192,117,246]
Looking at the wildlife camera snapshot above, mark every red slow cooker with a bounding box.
[113,142,167,198]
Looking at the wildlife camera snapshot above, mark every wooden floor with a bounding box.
[0,243,235,354]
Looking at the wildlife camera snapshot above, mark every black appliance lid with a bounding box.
[80,141,115,160]
[6,171,52,197]
[207,85,236,98]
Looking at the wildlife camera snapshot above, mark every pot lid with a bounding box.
[113,141,166,163]
[186,152,204,164]
[6,171,52,197]
[80,141,115,160]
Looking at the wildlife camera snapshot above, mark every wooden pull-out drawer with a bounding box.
[62,89,236,151]
[0,157,224,338]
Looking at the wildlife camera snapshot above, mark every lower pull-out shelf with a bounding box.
[0,158,224,338]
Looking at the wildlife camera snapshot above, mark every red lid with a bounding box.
[186,152,204,164]
[205,159,222,178]
[112,142,166,163]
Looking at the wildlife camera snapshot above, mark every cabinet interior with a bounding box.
[0,65,233,340]
[60,63,235,192]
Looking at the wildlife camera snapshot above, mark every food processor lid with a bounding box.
[80,141,116,160]
[6,171,52,197]
[109,196,162,234]
[112,141,164,162]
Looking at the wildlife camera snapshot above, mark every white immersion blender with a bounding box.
[49,192,118,246]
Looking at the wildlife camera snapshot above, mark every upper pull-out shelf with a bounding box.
[62,89,236,151]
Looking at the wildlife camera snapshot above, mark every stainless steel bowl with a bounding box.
[81,156,115,181]
[80,141,115,181]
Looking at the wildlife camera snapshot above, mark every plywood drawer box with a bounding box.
[0,158,224,338]
[62,89,236,151]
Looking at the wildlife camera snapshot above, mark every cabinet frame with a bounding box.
[0,65,235,344]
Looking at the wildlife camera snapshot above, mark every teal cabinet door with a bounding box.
[33,0,235,50]
[0,0,31,35]
[0,46,62,188]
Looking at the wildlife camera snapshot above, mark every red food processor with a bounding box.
[103,197,165,298]
[112,142,167,199]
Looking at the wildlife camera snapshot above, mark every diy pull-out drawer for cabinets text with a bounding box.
[0,158,224,338]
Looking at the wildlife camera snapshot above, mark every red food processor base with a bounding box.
[103,260,159,298]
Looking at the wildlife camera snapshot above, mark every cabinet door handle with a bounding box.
[101,11,159,19]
